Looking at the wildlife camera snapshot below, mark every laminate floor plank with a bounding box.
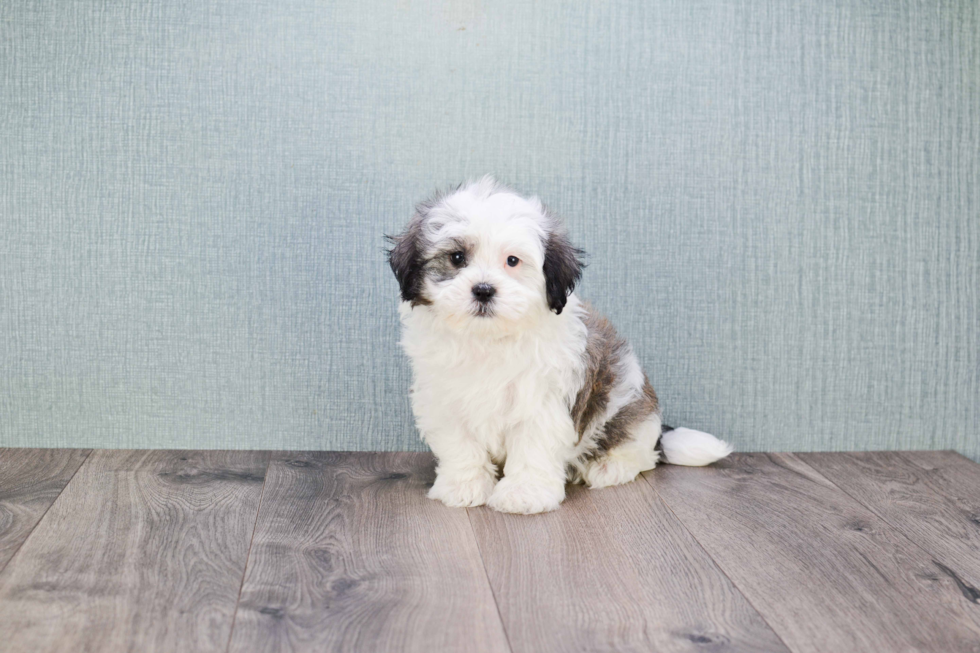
[647,453,980,653]
[0,449,270,653]
[228,452,510,653]
[0,448,90,572]
[800,451,980,590]
[468,479,790,653]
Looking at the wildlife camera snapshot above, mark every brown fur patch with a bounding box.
[571,306,630,441]
[570,304,661,456]
[593,374,660,454]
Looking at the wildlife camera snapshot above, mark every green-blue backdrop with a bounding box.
[2,0,977,458]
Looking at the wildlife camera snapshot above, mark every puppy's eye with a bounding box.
[449,251,466,267]
[506,256,520,267]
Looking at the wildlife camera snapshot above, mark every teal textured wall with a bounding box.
[1,1,977,457]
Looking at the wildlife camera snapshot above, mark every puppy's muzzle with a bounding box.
[471,283,496,304]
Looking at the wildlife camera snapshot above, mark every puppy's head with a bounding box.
[388,177,584,333]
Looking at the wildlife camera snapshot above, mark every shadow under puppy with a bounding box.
[388,177,732,514]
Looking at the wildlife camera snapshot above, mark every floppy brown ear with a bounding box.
[543,229,585,315]
[386,218,427,305]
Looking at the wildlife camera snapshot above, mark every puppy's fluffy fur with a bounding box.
[389,177,732,514]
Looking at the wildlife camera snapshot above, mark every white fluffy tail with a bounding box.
[660,427,733,466]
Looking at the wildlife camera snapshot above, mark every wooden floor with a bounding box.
[1,450,979,652]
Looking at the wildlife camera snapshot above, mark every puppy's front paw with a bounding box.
[487,476,564,514]
[428,471,496,508]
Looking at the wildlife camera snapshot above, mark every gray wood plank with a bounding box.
[228,452,510,653]
[647,453,980,653]
[0,448,90,572]
[468,479,790,653]
[800,451,980,590]
[0,449,269,653]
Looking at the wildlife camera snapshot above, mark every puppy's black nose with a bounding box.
[471,283,496,303]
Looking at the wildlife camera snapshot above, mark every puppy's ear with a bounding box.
[543,228,585,315]
[386,217,429,306]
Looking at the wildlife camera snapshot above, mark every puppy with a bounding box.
[388,177,732,514]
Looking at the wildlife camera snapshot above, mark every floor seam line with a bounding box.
[466,507,517,653]
[223,451,273,653]
[796,452,980,586]
[0,448,95,579]
[639,467,797,653]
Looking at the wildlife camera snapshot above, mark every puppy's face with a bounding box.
[389,178,584,334]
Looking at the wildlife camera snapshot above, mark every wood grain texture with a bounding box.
[0,449,269,653]
[468,480,790,653]
[801,451,980,590]
[647,453,980,653]
[228,452,510,653]
[0,448,90,572]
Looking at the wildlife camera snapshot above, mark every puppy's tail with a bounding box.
[658,425,733,466]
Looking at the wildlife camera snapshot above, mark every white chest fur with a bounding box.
[399,295,588,454]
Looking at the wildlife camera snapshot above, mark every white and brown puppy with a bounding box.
[388,177,732,514]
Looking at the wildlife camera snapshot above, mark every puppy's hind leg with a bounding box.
[584,414,662,490]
